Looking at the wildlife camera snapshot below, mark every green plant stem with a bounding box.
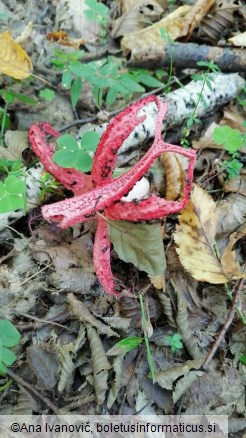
[138,291,156,382]
[0,378,13,392]
[0,101,8,146]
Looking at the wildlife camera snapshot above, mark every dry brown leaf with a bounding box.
[68,293,119,337]
[224,175,246,197]
[183,0,215,40]
[111,0,164,38]
[87,326,111,405]
[174,184,243,283]
[1,131,29,161]
[228,32,246,47]
[107,354,124,409]
[216,194,246,236]
[221,222,246,277]
[121,0,215,53]
[47,31,85,49]
[161,152,184,200]
[121,5,191,54]
[155,358,202,390]
[197,0,245,44]
[0,31,32,79]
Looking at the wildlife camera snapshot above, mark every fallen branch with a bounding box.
[127,42,246,73]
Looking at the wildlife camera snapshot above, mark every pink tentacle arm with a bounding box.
[29,122,92,195]
[29,95,196,296]
[41,136,195,229]
[93,217,121,296]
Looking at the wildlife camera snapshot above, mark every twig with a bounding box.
[202,268,245,369]
[6,369,59,414]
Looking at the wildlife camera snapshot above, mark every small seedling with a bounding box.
[38,172,62,200]
[166,333,183,353]
[181,60,221,147]
[0,320,21,374]
[213,125,245,179]
[84,0,109,43]
[52,131,101,172]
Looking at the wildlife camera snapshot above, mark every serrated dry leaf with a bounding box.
[87,326,111,405]
[107,354,124,409]
[0,31,32,79]
[173,370,204,404]
[149,273,165,289]
[174,185,243,283]
[67,293,119,337]
[161,152,184,200]
[107,221,166,276]
[155,358,202,390]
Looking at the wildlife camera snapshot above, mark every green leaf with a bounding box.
[0,175,26,213]
[0,320,20,374]
[0,346,16,366]
[0,320,21,347]
[191,74,204,82]
[138,74,163,88]
[52,150,77,168]
[74,151,93,172]
[11,92,37,104]
[106,88,118,106]
[108,337,144,356]
[62,70,72,89]
[69,62,96,78]
[84,9,100,22]
[80,131,100,151]
[213,126,243,153]
[240,355,246,365]
[5,175,25,194]
[39,88,55,101]
[71,77,82,107]
[57,134,79,151]
[118,75,145,93]
[107,221,166,276]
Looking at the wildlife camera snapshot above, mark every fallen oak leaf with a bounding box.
[174,184,243,283]
[29,96,196,296]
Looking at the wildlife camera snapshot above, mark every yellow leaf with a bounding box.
[174,184,243,283]
[0,31,32,79]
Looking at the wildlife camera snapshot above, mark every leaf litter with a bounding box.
[0,0,245,432]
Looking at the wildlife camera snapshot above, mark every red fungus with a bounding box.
[29,96,196,296]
